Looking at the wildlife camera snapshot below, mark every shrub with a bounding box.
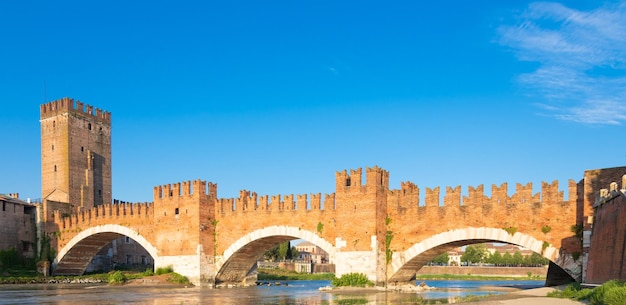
[603,286,626,305]
[167,272,190,285]
[548,281,626,304]
[108,271,126,285]
[331,273,373,287]
[142,268,154,276]
[155,265,174,275]
[589,280,623,305]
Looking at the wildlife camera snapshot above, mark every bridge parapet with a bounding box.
[153,180,217,199]
[389,179,576,207]
[53,202,153,230]
[216,191,336,213]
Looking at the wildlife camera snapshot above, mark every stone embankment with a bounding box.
[416,266,548,277]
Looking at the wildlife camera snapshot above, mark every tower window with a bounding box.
[88,123,92,130]
[54,165,57,172]
[175,208,179,215]
[98,190,102,197]
[125,236,130,244]
[81,146,84,152]
[52,145,54,151]
[53,121,56,128]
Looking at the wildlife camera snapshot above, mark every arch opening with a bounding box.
[389,228,569,284]
[216,226,335,285]
[54,224,158,276]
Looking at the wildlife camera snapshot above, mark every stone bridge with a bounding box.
[45,167,581,286]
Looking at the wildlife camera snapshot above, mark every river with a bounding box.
[0,279,545,304]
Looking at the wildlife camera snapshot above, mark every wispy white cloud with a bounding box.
[499,1,626,125]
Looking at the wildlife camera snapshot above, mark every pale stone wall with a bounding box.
[156,254,201,285]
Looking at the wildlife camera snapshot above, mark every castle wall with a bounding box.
[585,175,626,284]
[386,178,578,255]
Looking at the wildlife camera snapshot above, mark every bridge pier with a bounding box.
[154,246,217,287]
[333,236,386,286]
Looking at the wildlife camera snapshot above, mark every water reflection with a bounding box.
[0,279,544,305]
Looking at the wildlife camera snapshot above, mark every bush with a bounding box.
[331,273,373,287]
[167,272,190,285]
[155,266,173,275]
[548,281,626,305]
[603,286,626,305]
[589,280,624,305]
[142,268,154,276]
[108,271,126,285]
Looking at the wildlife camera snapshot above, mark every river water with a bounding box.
[0,279,544,304]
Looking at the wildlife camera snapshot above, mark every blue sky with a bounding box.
[1,1,625,203]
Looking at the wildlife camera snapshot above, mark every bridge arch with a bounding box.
[389,227,560,283]
[216,226,335,284]
[53,224,159,275]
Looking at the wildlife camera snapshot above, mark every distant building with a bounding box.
[484,243,534,256]
[0,194,38,258]
[295,241,328,264]
[448,248,462,266]
[86,235,153,273]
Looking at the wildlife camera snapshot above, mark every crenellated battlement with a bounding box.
[153,180,217,200]
[40,97,111,124]
[336,166,390,190]
[53,202,152,230]
[216,190,335,213]
[388,179,576,209]
[594,174,626,207]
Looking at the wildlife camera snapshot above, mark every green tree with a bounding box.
[502,252,513,266]
[488,251,502,266]
[512,251,524,266]
[291,246,299,260]
[264,244,281,261]
[461,244,488,265]
[431,252,449,265]
[279,241,291,260]
[528,252,549,266]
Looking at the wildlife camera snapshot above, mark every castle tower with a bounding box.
[40,97,112,210]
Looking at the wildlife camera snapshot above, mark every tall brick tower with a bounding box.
[40,97,112,210]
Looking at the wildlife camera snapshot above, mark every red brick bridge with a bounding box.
[46,167,582,286]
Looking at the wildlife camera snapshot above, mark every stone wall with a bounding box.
[416,265,548,277]
[585,174,626,284]
[0,196,37,258]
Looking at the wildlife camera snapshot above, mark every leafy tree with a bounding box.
[279,241,291,259]
[461,244,488,265]
[512,251,524,266]
[502,252,513,266]
[528,252,549,266]
[431,252,449,265]
[488,251,502,266]
[264,244,281,261]
[290,246,299,260]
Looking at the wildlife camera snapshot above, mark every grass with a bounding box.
[257,268,334,281]
[0,267,190,286]
[547,280,626,305]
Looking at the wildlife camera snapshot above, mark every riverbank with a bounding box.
[459,286,587,305]
[0,269,189,286]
